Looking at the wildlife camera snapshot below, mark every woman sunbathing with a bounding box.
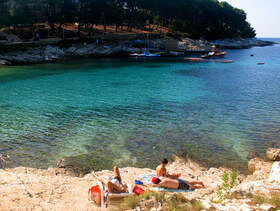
[91,166,128,193]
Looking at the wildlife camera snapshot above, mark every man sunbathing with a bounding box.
[156,158,181,179]
[151,177,205,190]
[91,166,128,193]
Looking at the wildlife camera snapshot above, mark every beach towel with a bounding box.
[133,185,146,196]
[137,174,156,185]
[151,187,194,193]
[138,175,194,193]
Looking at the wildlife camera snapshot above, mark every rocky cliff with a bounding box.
[0,37,275,66]
[0,148,279,210]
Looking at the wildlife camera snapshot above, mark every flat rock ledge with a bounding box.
[267,148,280,161]
[1,149,279,210]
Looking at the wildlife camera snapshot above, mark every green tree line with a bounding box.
[0,0,256,39]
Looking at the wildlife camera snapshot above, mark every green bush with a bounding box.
[212,170,237,203]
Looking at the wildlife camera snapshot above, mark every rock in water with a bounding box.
[44,45,65,60]
[0,59,11,65]
[0,31,22,42]
[56,158,66,168]
[269,162,280,182]
[266,148,280,161]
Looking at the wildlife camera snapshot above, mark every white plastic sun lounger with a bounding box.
[97,181,134,209]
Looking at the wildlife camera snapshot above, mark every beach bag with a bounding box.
[88,185,101,205]
[133,185,146,196]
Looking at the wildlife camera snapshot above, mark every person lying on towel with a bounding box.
[151,177,205,190]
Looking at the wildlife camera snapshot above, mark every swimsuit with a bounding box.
[110,177,121,186]
[112,176,121,183]
[110,177,124,193]
[177,179,190,190]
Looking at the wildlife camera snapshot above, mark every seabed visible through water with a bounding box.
[0,39,280,172]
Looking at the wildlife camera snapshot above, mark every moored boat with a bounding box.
[144,52,160,57]
[129,53,141,57]
[201,51,227,59]
[129,52,161,57]
[184,57,204,62]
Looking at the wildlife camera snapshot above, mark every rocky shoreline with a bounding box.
[0,148,279,210]
[0,36,275,66]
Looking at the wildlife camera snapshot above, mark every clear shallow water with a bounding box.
[1,39,280,171]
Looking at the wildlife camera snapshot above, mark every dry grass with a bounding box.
[251,192,280,210]
[118,196,140,210]
[119,192,204,211]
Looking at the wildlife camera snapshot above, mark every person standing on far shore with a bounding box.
[156,158,181,179]
[34,30,40,41]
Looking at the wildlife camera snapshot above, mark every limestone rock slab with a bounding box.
[269,162,280,182]
[266,148,280,161]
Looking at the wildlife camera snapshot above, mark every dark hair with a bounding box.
[162,158,168,164]
[155,178,161,184]
[152,177,162,184]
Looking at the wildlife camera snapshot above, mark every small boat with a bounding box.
[138,53,147,57]
[202,51,227,59]
[129,53,146,57]
[257,62,265,65]
[129,53,141,57]
[220,60,235,63]
[185,57,204,62]
[129,52,160,57]
[144,52,161,57]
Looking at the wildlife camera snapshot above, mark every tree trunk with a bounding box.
[128,20,133,32]
[48,16,55,32]
[160,20,163,33]
[77,1,84,36]
[127,20,131,31]
[101,12,106,32]
[85,23,88,32]
[168,17,172,29]
[88,24,94,36]
[48,4,56,32]
[78,23,81,36]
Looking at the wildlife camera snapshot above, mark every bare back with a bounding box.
[156,178,179,189]
[156,164,168,177]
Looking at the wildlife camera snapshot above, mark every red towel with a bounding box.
[133,185,146,196]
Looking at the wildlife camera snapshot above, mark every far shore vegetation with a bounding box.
[0,0,256,41]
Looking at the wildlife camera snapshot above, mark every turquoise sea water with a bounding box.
[1,39,280,171]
